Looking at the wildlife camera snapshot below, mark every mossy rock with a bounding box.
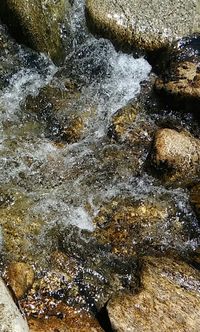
[0,0,71,64]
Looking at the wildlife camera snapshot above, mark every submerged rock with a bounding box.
[24,80,88,143]
[0,0,71,63]
[0,277,29,331]
[86,0,200,53]
[149,128,200,186]
[20,246,139,315]
[93,195,195,257]
[5,262,35,299]
[107,256,200,332]
[28,304,103,332]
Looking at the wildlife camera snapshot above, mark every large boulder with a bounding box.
[0,0,71,64]
[86,0,200,53]
[107,257,200,332]
[149,128,200,186]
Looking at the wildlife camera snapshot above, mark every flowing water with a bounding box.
[0,0,199,316]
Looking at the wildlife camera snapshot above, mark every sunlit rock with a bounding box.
[0,277,29,331]
[93,195,195,257]
[0,0,71,64]
[149,128,200,186]
[86,0,200,53]
[0,192,44,262]
[28,303,103,332]
[107,256,200,332]
[4,262,35,299]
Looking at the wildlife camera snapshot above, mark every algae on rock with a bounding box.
[0,0,71,63]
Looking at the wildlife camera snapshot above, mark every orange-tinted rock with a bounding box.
[107,256,200,331]
[5,262,34,299]
[28,304,103,332]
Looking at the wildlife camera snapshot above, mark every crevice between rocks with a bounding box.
[96,303,114,332]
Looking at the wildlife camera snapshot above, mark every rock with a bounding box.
[107,256,200,332]
[190,183,200,220]
[0,192,44,262]
[108,102,155,147]
[0,277,29,331]
[20,247,138,314]
[24,80,87,143]
[28,304,103,332]
[108,103,138,141]
[155,60,200,113]
[93,195,193,257]
[5,262,35,299]
[149,128,200,186]
[0,0,71,64]
[86,0,200,53]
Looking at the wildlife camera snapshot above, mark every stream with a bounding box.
[0,0,199,318]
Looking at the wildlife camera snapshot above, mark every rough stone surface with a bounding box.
[0,277,29,331]
[5,262,35,299]
[107,257,200,332]
[28,304,104,331]
[86,0,200,52]
[155,60,200,111]
[0,0,71,63]
[93,195,193,257]
[149,128,200,186]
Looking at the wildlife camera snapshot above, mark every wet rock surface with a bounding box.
[0,277,29,331]
[149,128,200,186]
[93,195,198,258]
[155,60,200,112]
[107,256,200,332]
[86,0,200,53]
[0,0,71,64]
[0,0,200,331]
[28,304,104,332]
[5,262,35,299]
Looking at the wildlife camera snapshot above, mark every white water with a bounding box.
[0,0,199,258]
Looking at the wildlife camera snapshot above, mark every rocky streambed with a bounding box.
[0,0,200,331]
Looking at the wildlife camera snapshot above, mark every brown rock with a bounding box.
[86,0,200,53]
[107,256,200,332]
[108,103,138,141]
[28,304,103,332]
[93,195,188,257]
[5,262,34,299]
[149,128,200,186]
[155,60,200,112]
[0,0,71,64]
